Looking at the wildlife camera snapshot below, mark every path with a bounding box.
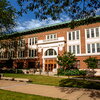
[0,80,100,100]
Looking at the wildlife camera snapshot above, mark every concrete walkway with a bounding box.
[0,80,100,100]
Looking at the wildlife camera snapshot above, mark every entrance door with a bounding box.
[45,59,56,72]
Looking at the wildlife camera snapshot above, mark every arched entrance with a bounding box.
[44,49,57,72]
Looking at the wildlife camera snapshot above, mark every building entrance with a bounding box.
[45,59,57,72]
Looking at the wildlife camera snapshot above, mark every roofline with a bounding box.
[0,15,100,40]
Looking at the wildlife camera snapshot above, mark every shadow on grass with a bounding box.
[56,79,100,100]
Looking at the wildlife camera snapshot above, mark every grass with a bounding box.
[59,79,100,90]
[3,73,63,86]
[0,89,61,100]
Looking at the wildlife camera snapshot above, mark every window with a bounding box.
[97,60,100,68]
[45,49,57,56]
[29,37,38,45]
[73,45,75,53]
[18,40,25,47]
[96,28,99,37]
[46,34,57,40]
[68,30,80,40]
[8,42,15,49]
[87,44,91,53]
[8,51,14,58]
[29,49,37,57]
[77,45,80,54]
[76,60,80,68]
[72,32,75,40]
[86,27,100,38]
[69,32,71,40]
[97,43,100,53]
[69,46,71,52]
[0,52,5,58]
[87,43,100,53]
[18,51,24,58]
[86,29,90,38]
[76,31,79,39]
[68,45,80,54]
[92,44,95,53]
[91,29,94,37]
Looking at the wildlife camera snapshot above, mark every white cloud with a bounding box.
[96,8,100,14]
[14,16,71,32]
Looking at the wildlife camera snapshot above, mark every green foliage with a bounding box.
[84,57,98,69]
[59,79,100,90]
[17,0,100,20]
[64,69,80,76]
[57,52,77,70]
[57,68,87,76]
[79,70,87,76]
[0,0,16,34]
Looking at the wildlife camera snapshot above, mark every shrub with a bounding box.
[57,69,87,76]
[57,68,64,75]
[0,69,15,73]
[16,69,23,74]
[64,69,80,76]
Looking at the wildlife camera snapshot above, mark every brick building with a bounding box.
[0,16,100,73]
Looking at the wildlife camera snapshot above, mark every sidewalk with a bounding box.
[0,80,100,100]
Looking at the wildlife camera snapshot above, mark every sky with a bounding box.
[8,0,100,32]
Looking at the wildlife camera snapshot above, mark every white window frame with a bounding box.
[68,30,80,41]
[28,37,38,45]
[28,49,37,57]
[46,34,57,40]
[86,42,100,54]
[85,27,100,39]
[68,45,80,54]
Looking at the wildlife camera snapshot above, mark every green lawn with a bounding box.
[4,73,63,86]
[0,89,61,100]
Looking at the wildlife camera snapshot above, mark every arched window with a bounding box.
[45,49,57,56]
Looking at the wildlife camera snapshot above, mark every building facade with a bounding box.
[0,17,100,73]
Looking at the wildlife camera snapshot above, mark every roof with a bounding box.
[0,16,100,40]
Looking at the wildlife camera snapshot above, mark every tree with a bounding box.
[84,57,98,77]
[17,0,100,20]
[57,52,77,71]
[0,0,16,35]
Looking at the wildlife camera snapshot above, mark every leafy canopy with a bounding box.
[57,52,77,69]
[0,0,16,34]
[84,57,98,69]
[17,0,100,20]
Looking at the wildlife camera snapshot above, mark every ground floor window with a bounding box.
[73,60,80,69]
[28,62,36,68]
[17,62,24,69]
[97,60,100,68]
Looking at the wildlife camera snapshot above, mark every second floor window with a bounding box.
[46,34,57,40]
[68,30,80,41]
[29,37,38,45]
[18,40,25,47]
[45,49,57,56]
[86,27,100,39]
